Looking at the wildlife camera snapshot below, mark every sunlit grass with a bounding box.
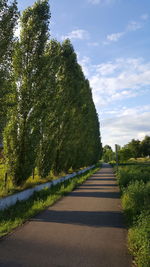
[116,165,150,267]
[0,161,90,198]
[128,157,150,163]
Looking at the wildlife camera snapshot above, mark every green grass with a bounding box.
[122,181,150,224]
[128,211,150,267]
[116,165,150,267]
[0,162,91,198]
[0,165,100,238]
[116,165,150,189]
[128,157,150,163]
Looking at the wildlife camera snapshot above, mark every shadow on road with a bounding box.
[31,210,125,228]
[79,184,118,187]
[69,191,120,198]
[89,178,116,181]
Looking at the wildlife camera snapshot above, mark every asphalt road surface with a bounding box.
[0,164,132,267]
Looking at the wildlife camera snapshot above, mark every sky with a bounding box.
[17,0,150,149]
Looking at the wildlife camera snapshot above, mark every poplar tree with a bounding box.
[51,39,101,173]
[51,39,81,173]
[0,0,18,143]
[36,40,61,178]
[3,2,102,183]
[4,0,50,185]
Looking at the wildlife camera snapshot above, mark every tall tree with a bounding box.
[37,39,102,176]
[125,139,141,159]
[0,0,18,143]
[36,40,61,178]
[4,0,50,185]
[118,147,132,162]
[52,39,101,172]
[140,136,150,157]
[102,145,115,162]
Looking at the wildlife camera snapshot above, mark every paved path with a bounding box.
[0,164,131,267]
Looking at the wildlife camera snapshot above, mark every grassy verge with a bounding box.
[0,165,100,238]
[116,165,150,267]
[0,161,93,198]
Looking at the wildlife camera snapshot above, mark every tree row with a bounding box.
[0,0,102,186]
[103,136,150,162]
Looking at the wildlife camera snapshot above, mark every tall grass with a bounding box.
[128,211,150,267]
[117,165,150,267]
[122,181,150,224]
[117,166,150,189]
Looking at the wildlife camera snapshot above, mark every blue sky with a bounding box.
[17,0,150,149]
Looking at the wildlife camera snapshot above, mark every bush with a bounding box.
[117,166,150,189]
[116,164,150,266]
[128,212,150,267]
[122,181,150,224]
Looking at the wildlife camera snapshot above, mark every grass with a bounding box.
[116,165,150,189]
[0,161,90,198]
[116,165,150,267]
[128,211,150,267]
[0,164,100,238]
[128,157,150,163]
[122,181,150,224]
[110,157,150,167]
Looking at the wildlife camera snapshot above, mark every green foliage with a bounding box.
[102,145,115,162]
[118,148,132,162]
[36,39,102,176]
[117,165,150,266]
[0,0,18,142]
[122,181,150,224]
[125,139,141,159]
[117,165,150,189]
[4,0,50,186]
[140,136,150,157]
[2,1,102,187]
[128,212,150,267]
[118,136,150,162]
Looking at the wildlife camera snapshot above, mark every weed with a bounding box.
[128,211,150,267]
[116,165,150,267]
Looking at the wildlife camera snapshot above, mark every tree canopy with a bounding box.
[1,0,102,186]
[0,0,18,143]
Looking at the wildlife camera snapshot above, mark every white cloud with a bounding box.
[127,21,142,31]
[106,32,124,42]
[78,56,150,147]
[78,56,91,77]
[88,0,115,5]
[79,56,150,108]
[101,105,150,148]
[96,62,118,75]
[61,29,89,41]
[141,14,149,21]
[88,0,101,4]
[105,14,148,44]
[87,42,99,47]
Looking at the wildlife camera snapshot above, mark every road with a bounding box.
[0,164,131,267]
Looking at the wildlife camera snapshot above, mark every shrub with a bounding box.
[122,181,150,224]
[116,164,150,266]
[117,166,150,189]
[128,212,150,267]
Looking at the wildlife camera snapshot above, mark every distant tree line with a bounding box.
[103,136,150,163]
[0,0,102,186]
